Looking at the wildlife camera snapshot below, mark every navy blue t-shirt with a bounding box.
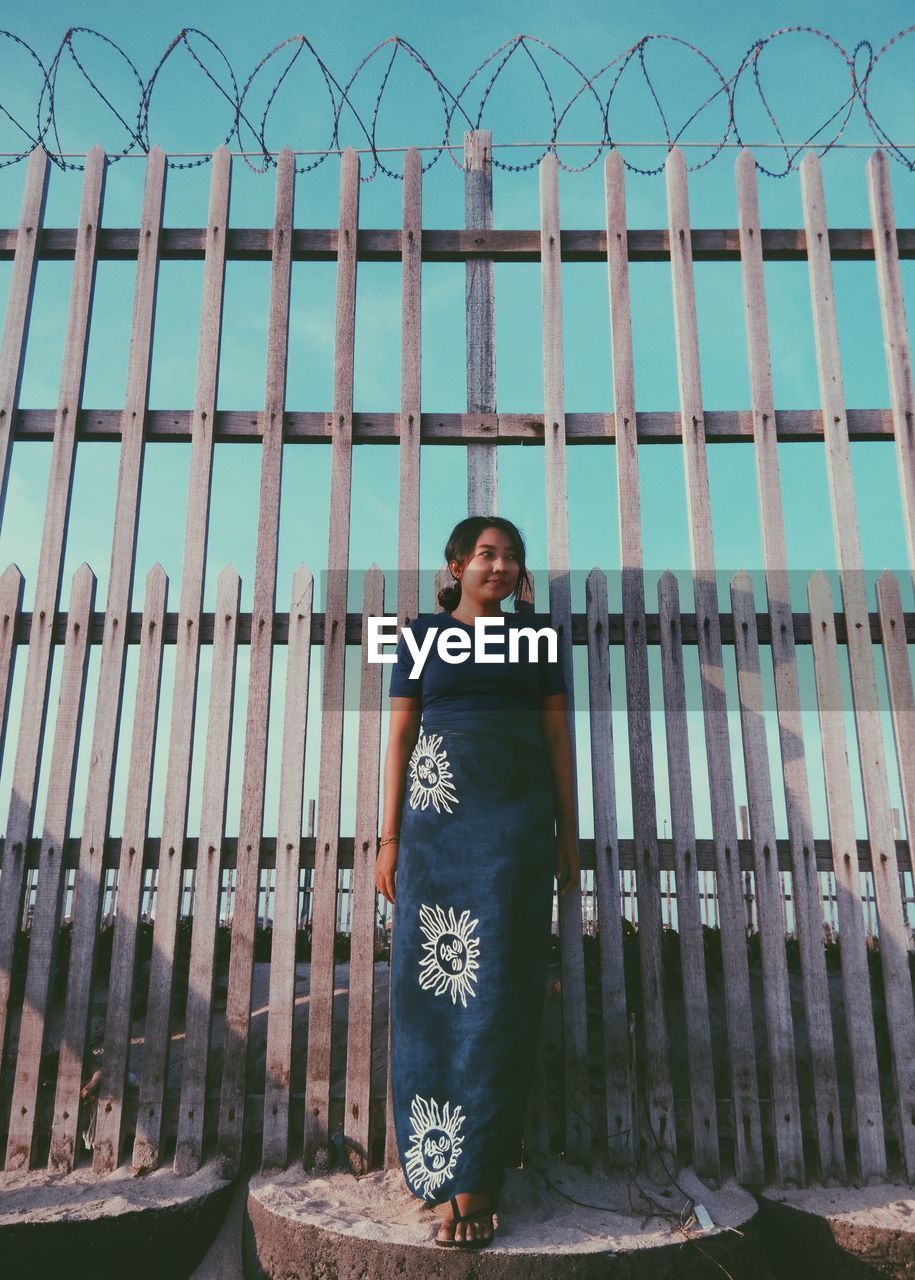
[388,610,566,731]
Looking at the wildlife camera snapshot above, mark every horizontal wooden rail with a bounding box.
[8,608,915,646]
[14,834,912,877]
[8,407,903,444]
[4,226,915,263]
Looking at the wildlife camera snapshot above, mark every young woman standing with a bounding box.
[375,515,579,1250]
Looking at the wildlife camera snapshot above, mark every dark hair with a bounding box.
[436,516,535,614]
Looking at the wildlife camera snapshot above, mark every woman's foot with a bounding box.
[436,1191,494,1247]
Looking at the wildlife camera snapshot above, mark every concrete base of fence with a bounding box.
[758,1182,915,1279]
[243,1159,765,1278]
[0,1162,235,1280]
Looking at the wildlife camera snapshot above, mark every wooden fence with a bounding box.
[0,134,913,1192]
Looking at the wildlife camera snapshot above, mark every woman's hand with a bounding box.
[375,840,399,904]
[555,825,580,897]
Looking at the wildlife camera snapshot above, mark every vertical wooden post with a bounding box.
[539,152,590,1163]
[731,571,804,1185]
[47,145,166,1172]
[260,565,313,1170]
[584,567,634,1167]
[216,148,296,1177]
[91,563,168,1172]
[666,146,764,1183]
[385,146,423,1172]
[657,570,721,1184]
[4,563,96,1169]
[131,145,232,1172]
[0,146,105,1126]
[801,151,915,1181]
[302,147,360,1169]
[808,572,887,1180]
[736,147,845,1181]
[604,149,677,1175]
[174,565,242,1174]
[465,129,497,515]
[0,147,50,526]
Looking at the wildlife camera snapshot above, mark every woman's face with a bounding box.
[452,527,521,605]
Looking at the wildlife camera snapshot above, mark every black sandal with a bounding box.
[434,1194,496,1250]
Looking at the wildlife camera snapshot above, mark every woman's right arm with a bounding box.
[375,697,422,904]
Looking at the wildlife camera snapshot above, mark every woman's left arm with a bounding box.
[540,693,580,896]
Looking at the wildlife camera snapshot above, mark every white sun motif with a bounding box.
[418,903,481,1006]
[407,731,459,813]
[404,1093,465,1199]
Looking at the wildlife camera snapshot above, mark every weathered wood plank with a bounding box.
[91,563,168,1172]
[216,148,296,1178]
[584,568,634,1167]
[604,148,676,1174]
[657,571,721,1184]
[4,563,95,1169]
[49,147,166,1172]
[0,148,49,525]
[7,405,905,446]
[801,150,915,1180]
[7,224,915,264]
[0,564,25,774]
[867,150,915,584]
[735,146,845,1184]
[730,571,805,1186]
[876,573,915,884]
[465,130,497,514]
[302,146,359,1169]
[0,146,106,1109]
[172,565,242,1173]
[260,565,313,1169]
[666,146,764,1183]
[807,572,888,1181]
[343,567,383,1170]
[539,152,590,1163]
[384,143,424,1176]
[131,145,232,1171]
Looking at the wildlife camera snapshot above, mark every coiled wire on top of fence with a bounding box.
[1,24,915,178]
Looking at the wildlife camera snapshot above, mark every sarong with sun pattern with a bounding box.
[390,720,557,1204]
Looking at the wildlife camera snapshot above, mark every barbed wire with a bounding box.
[0,25,914,178]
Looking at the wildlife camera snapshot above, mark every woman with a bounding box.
[375,516,580,1250]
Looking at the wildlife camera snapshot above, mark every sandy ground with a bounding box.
[246,1158,755,1255]
[764,1181,915,1233]
[0,1161,228,1225]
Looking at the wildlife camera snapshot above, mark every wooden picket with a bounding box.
[0,137,911,1197]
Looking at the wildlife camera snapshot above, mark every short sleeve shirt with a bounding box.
[388,610,566,731]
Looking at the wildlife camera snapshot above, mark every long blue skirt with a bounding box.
[390,720,557,1204]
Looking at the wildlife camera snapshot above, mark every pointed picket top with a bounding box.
[665,144,686,179]
[730,568,756,600]
[290,563,314,592]
[875,568,903,613]
[867,146,888,182]
[735,146,756,181]
[72,560,97,589]
[145,145,167,178]
[806,569,835,617]
[0,563,23,594]
[145,561,168,588]
[217,562,241,593]
[657,568,679,594]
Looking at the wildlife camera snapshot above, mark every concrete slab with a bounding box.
[0,1162,235,1280]
[243,1158,766,1278]
[759,1183,915,1279]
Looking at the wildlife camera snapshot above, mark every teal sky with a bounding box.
[0,3,913,900]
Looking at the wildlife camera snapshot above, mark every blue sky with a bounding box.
[0,3,913,880]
